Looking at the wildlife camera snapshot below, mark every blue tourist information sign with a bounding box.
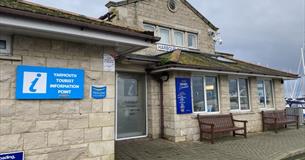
[91,85,107,99]
[175,78,193,114]
[0,151,24,160]
[16,65,84,100]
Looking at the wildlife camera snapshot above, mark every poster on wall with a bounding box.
[0,151,24,160]
[175,77,193,114]
[16,65,84,100]
[103,54,115,72]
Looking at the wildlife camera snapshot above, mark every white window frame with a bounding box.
[257,79,275,110]
[229,78,251,111]
[0,34,11,56]
[187,33,198,49]
[191,75,220,114]
[159,27,171,45]
[173,30,184,47]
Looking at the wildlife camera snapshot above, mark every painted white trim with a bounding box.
[0,15,151,47]
[229,78,251,111]
[151,67,296,80]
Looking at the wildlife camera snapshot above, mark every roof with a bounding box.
[0,0,160,42]
[150,50,298,79]
[106,0,218,31]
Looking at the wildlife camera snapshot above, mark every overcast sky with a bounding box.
[28,0,304,74]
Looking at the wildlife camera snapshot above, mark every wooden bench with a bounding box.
[197,113,247,144]
[262,110,299,133]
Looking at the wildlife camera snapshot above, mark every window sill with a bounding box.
[230,110,255,115]
[260,108,276,111]
[0,55,22,61]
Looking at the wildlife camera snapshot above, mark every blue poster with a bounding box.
[0,151,24,160]
[175,78,193,114]
[16,65,84,100]
[91,85,107,99]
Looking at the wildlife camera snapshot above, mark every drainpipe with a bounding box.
[159,72,169,139]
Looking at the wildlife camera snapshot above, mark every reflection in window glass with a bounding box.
[174,31,184,46]
[188,33,197,48]
[160,28,170,44]
[0,40,6,49]
[265,80,274,108]
[143,24,155,32]
[239,79,249,110]
[229,79,239,110]
[257,80,274,108]
[229,79,249,110]
[206,77,219,112]
[192,77,205,112]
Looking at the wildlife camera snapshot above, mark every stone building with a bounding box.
[0,0,158,160]
[106,0,298,142]
[0,0,299,160]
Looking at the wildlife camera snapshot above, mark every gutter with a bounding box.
[0,6,160,43]
[150,67,298,80]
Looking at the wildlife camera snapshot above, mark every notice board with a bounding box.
[175,77,193,114]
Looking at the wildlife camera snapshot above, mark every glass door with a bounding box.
[116,72,146,139]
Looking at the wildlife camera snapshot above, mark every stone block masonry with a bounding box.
[0,35,115,160]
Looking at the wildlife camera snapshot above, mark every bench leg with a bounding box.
[297,122,299,129]
[244,128,247,138]
[233,131,236,137]
[262,123,265,132]
[274,124,278,133]
[210,133,214,144]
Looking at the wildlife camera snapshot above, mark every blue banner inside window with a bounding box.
[176,77,193,114]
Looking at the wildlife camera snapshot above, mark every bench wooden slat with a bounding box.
[262,109,299,133]
[198,113,247,144]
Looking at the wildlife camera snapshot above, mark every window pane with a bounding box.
[257,80,265,108]
[239,79,249,110]
[192,77,205,112]
[0,40,6,49]
[229,79,239,110]
[265,80,274,108]
[188,33,197,48]
[174,31,183,46]
[143,24,155,32]
[206,77,219,112]
[160,28,170,44]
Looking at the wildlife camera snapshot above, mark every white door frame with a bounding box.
[115,71,148,141]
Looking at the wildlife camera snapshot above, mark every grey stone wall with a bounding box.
[0,35,115,160]
[109,0,216,55]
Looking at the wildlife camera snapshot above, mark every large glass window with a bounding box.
[229,79,250,110]
[188,33,198,49]
[174,30,184,46]
[192,76,219,113]
[160,28,170,44]
[257,80,274,108]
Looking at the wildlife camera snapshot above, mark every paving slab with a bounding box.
[116,127,305,160]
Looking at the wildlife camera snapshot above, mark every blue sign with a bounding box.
[0,151,24,160]
[16,65,84,100]
[91,85,107,99]
[175,78,193,114]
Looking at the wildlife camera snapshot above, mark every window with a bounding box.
[229,79,250,111]
[143,24,155,32]
[0,35,11,56]
[174,30,184,46]
[257,80,274,108]
[192,76,219,113]
[188,33,198,49]
[160,28,170,44]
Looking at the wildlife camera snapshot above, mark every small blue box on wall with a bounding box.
[0,151,24,160]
